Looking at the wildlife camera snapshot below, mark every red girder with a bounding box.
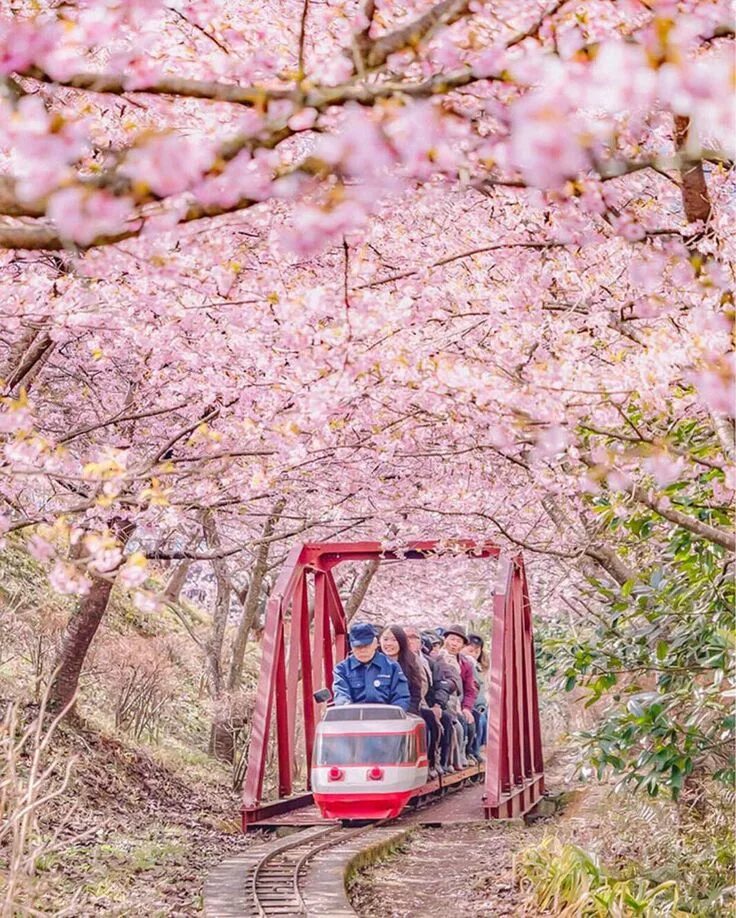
[241,540,543,825]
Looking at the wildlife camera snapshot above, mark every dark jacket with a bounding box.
[332,651,410,710]
[401,661,422,716]
[427,654,462,709]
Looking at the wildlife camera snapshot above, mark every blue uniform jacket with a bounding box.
[332,651,410,710]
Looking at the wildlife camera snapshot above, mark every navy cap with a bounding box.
[349,622,377,647]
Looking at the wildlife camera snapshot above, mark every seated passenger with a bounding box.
[419,631,456,772]
[379,625,423,715]
[466,632,489,761]
[332,621,410,711]
[434,643,467,769]
[442,623,478,765]
[402,625,442,779]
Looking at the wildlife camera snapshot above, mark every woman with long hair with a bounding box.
[379,625,423,714]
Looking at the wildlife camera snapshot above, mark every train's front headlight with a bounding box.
[327,766,344,781]
[366,766,384,781]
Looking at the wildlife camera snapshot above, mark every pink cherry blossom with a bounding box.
[47,189,135,245]
[122,135,216,197]
[49,561,92,596]
[689,356,736,417]
[643,452,687,487]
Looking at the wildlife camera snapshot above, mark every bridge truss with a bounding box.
[242,541,544,826]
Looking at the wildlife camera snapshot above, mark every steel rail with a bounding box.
[291,818,394,914]
[249,819,394,916]
[251,825,341,916]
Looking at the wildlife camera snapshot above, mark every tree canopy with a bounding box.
[0,0,733,794]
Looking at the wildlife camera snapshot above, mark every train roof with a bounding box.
[323,704,407,722]
[317,705,422,735]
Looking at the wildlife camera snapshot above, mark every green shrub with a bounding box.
[514,836,686,916]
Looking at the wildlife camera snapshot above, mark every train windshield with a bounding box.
[316,732,415,766]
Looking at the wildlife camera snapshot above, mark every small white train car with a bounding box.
[311,704,429,820]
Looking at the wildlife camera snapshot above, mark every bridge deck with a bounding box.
[246,764,486,829]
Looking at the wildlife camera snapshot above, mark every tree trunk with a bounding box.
[203,512,230,697]
[343,559,380,622]
[202,512,236,761]
[673,114,712,226]
[227,498,285,693]
[163,560,191,603]
[49,520,134,716]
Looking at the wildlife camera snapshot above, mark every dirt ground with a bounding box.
[349,750,606,918]
[349,821,548,917]
[14,719,262,916]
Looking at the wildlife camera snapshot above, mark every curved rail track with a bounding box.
[207,772,488,917]
[250,826,340,916]
[240,822,385,916]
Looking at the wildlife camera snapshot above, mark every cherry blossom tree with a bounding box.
[0,0,733,788]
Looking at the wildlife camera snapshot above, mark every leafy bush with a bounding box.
[514,836,686,917]
[542,530,734,799]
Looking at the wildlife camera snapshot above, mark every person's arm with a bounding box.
[430,659,450,709]
[332,661,353,706]
[408,671,422,715]
[418,659,430,707]
[460,656,478,712]
[389,663,411,711]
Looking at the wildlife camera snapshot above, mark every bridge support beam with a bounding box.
[483,554,544,818]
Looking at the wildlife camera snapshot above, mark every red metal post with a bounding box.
[486,556,511,810]
[286,574,304,745]
[484,554,544,818]
[242,595,281,810]
[521,558,544,776]
[324,571,347,662]
[311,568,326,696]
[274,617,291,798]
[296,578,317,783]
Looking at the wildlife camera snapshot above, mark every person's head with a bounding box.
[380,624,410,663]
[443,623,468,656]
[349,622,378,663]
[422,631,442,658]
[467,633,487,667]
[381,625,422,698]
[404,626,421,656]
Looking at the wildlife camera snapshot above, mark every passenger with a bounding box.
[422,631,442,659]
[378,625,422,715]
[434,644,467,769]
[404,626,441,780]
[441,624,478,765]
[466,633,489,761]
[419,632,457,773]
[332,622,410,711]
[426,643,463,771]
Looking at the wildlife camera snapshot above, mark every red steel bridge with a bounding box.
[242,540,544,828]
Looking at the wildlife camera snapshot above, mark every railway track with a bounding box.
[240,823,381,916]
[249,826,341,916]
[206,773,487,917]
